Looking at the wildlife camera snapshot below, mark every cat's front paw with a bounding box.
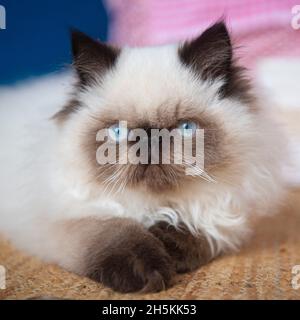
[85,226,175,293]
[149,222,212,273]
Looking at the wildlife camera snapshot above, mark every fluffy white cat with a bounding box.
[0,22,284,293]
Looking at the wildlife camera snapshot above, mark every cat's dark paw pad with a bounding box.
[86,234,175,293]
[149,222,211,273]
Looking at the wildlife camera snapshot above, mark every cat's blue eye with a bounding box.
[108,124,128,142]
[177,120,198,136]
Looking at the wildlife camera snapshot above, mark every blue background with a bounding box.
[0,0,108,85]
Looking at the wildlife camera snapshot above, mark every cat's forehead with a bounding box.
[105,45,191,103]
[118,45,180,75]
[85,45,222,123]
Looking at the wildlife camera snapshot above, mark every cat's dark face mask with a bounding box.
[53,21,254,193]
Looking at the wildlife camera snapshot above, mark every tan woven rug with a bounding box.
[0,189,300,300]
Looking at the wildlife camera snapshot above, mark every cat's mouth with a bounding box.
[129,163,186,192]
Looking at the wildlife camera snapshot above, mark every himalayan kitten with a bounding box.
[0,22,284,293]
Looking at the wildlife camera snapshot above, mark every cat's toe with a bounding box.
[149,222,212,273]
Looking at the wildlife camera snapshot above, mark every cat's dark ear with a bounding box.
[178,21,232,82]
[71,29,120,85]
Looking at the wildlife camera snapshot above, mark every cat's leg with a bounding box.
[55,217,175,293]
[149,222,213,273]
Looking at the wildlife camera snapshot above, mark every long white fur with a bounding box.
[0,44,284,267]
